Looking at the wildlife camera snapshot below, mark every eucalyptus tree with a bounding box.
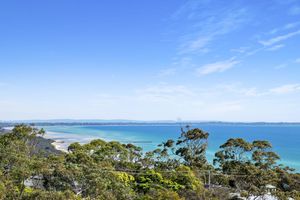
[252,140,280,170]
[213,138,252,174]
[0,124,46,199]
[152,126,210,170]
[214,138,282,198]
[66,139,138,199]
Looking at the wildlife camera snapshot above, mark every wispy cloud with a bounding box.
[259,29,300,46]
[269,22,300,34]
[137,84,194,102]
[231,46,250,54]
[274,63,288,69]
[209,101,243,113]
[284,22,300,29]
[216,83,300,97]
[269,84,300,94]
[167,1,253,78]
[157,57,194,77]
[216,84,266,97]
[174,1,249,54]
[63,82,300,121]
[267,44,285,51]
[181,36,211,53]
[295,58,300,63]
[196,58,239,75]
[289,5,300,15]
[157,68,177,77]
[242,88,263,97]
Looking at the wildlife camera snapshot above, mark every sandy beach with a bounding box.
[50,140,68,152]
[2,127,68,153]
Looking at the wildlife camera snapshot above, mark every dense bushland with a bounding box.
[0,125,299,199]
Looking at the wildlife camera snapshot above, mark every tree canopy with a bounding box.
[0,124,299,200]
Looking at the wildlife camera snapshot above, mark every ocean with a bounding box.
[40,123,300,171]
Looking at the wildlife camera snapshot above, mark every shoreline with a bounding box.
[2,126,300,172]
[38,130,71,153]
[2,127,68,153]
[50,140,68,153]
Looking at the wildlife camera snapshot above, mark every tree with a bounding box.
[213,138,252,174]
[1,124,298,199]
[213,138,281,198]
[0,124,45,199]
[175,127,209,168]
[252,140,280,170]
[65,140,137,199]
[153,126,210,169]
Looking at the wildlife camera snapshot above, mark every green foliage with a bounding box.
[22,189,80,200]
[115,172,135,186]
[213,138,300,198]
[176,127,209,168]
[0,124,299,200]
[137,188,183,200]
[153,126,210,170]
[0,124,46,199]
[213,138,280,173]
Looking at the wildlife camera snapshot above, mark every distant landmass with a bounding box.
[1,119,300,127]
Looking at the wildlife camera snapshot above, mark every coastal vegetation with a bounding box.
[0,125,299,199]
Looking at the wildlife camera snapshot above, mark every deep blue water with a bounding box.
[41,124,300,171]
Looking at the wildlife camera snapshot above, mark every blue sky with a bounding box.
[0,0,300,122]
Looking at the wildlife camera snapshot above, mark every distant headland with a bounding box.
[1,119,300,127]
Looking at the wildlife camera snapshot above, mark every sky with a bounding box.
[0,0,300,122]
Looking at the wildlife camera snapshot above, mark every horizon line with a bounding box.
[1,119,300,124]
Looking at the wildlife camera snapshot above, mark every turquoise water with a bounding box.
[41,124,300,171]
